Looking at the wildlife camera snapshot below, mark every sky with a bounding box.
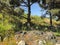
[31,3,42,16]
[20,3,47,16]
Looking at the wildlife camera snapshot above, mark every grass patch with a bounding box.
[54,32,60,36]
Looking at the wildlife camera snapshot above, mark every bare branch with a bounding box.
[22,0,28,6]
[20,5,27,7]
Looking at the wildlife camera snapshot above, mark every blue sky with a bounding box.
[20,3,47,16]
[31,3,42,16]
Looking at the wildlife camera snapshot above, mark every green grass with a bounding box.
[54,32,60,36]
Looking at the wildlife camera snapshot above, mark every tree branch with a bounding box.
[20,5,27,7]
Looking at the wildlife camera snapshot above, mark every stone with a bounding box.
[45,31,57,45]
[15,35,20,40]
[45,31,56,40]
[0,36,1,41]
[38,40,46,45]
[20,31,23,33]
[23,31,27,35]
[56,43,60,45]
[3,37,7,41]
[33,40,39,45]
[18,40,25,45]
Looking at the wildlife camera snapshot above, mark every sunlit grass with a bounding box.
[0,37,16,45]
[54,32,60,36]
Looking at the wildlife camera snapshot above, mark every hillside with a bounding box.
[0,13,60,31]
[0,13,60,45]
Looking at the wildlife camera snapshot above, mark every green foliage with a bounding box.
[0,14,14,41]
[0,24,12,31]
[10,0,20,7]
[49,9,60,15]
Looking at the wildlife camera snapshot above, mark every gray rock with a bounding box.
[38,40,46,45]
[32,40,38,45]
[18,40,25,45]
[56,40,60,44]
[0,36,1,41]
[15,35,20,40]
[45,32,56,40]
[45,31,57,44]
[56,43,60,45]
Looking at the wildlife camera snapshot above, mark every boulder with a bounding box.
[0,36,1,41]
[45,31,56,40]
[38,40,46,45]
[18,40,25,45]
[56,43,60,45]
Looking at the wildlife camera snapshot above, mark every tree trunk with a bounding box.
[49,12,53,29]
[27,0,31,29]
[0,35,4,42]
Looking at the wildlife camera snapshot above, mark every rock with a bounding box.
[33,40,38,45]
[38,40,46,45]
[0,36,1,41]
[45,31,57,45]
[15,35,20,40]
[20,31,23,33]
[56,43,60,45]
[23,31,27,35]
[31,31,45,36]
[18,40,25,45]
[45,31,56,40]
[56,40,60,44]
[3,37,7,41]
[15,32,21,34]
